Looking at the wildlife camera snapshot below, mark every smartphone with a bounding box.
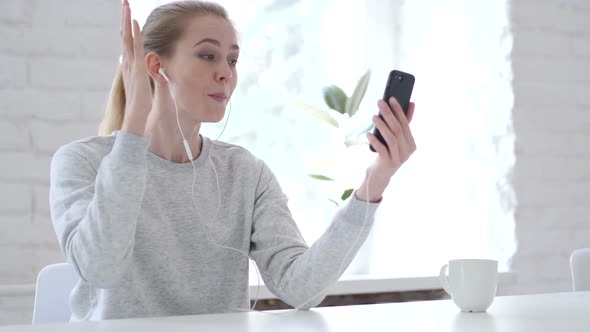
[369,70,415,152]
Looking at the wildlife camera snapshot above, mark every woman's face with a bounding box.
[164,15,239,123]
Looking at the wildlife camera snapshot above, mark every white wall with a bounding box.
[0,0,120,325]
[505,0,590,295]
[0,0,589,326]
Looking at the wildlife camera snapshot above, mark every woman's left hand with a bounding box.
[356,97,416,202]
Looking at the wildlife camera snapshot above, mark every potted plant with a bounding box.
[298,70,372,206]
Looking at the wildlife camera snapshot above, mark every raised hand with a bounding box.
[120,0,152,137]
[357,97,417,202]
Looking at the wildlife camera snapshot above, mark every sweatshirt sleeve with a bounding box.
[249,160,380,309]
[49,131,150,288]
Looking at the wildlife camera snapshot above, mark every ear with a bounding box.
[146,52,167,85]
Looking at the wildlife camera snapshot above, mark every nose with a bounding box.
[215,62,233,82]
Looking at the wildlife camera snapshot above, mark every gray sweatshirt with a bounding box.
[49,130,379,321]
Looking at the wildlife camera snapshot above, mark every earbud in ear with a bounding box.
[159,67,170,82]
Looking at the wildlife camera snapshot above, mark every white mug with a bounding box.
[439,259,498,312]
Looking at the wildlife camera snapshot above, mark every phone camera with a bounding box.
[396,75,403,82]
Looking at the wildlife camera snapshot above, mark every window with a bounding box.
[364,0,515,277]
[131,0,515,279]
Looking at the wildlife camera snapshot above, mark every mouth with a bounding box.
[208,93,228,103]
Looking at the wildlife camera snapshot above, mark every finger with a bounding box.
[387,97,410,129]
[122,4,133,59]
[394,100,416,152]
[120,3,124,36]
[373,111,411,162]
[405,127,417,156]
[373,114,399,159]
[378,99,404,141]
[387,97,416,148]
[132,19,144,62]
[120,3,125,52]
[406,102,415,123]
[404,102,417,153]
[366,132,390,158]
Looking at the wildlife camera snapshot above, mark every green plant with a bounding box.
[299,70,373,206]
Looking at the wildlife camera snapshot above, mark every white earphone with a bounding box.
[158,64,262,310]
[158,63,371,313]
[159,66,194,161]
[159,67,170,82]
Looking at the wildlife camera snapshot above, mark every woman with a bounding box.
[49,0,416,321]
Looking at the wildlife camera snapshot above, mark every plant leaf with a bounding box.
[344,138,368,147]
[323,85,348,115]
[347,122,375,139]
[341,188,354,201]
[343,123,374,147]
[345,70,371,117]
[294,102,339,128]
[360,123,375,134]
[308,174,334,181]
[328,198,340,206]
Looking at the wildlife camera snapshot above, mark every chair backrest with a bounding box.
[32,263,79,325]
[570,248,590,291]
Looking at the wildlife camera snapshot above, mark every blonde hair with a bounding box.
[98,1,230,135]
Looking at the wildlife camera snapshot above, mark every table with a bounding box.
[2,292,589,331]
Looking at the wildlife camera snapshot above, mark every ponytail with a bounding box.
[98,65,126,135]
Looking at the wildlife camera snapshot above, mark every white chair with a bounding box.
[32,263,79,325]
[570,248,590,291]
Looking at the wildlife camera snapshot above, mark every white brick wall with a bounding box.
[0,56,27,89]
[0,90,80,120]
[0,0,588,326]
[505,0,590,295]
[0,184,31,213]
[0,0,120,325]
[0,121,29,151]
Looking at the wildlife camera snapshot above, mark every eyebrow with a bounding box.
[193,38,240,51]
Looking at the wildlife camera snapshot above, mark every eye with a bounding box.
[229,59,238,66]
[200,54,215,61]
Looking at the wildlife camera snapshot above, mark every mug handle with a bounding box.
[439,263,451,295]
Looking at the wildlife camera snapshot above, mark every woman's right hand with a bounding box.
[120,0,152,137]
